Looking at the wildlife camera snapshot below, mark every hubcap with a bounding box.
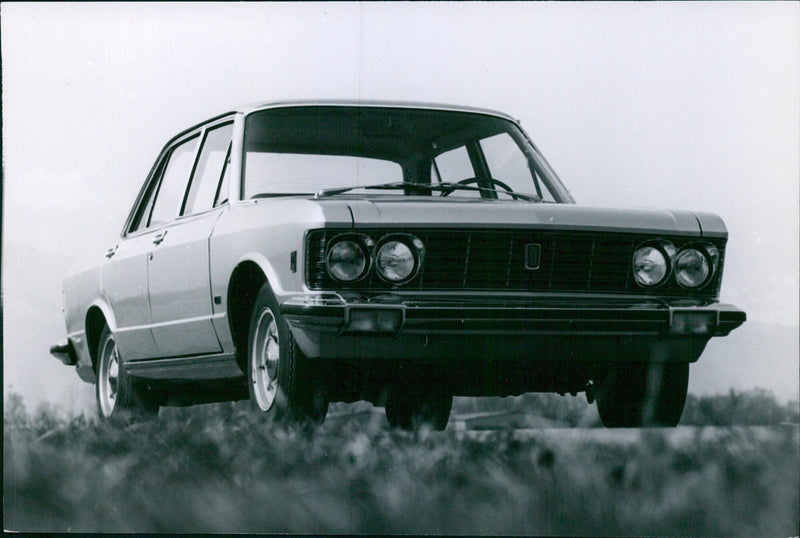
[251,308,280,411]
[98,336,119,417]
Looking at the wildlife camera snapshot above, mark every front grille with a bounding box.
[305,228,725,298]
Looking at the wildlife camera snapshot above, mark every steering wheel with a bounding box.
[439,177,521,199]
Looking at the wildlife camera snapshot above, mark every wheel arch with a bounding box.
[226,257,275,369]
[85,299,117,374]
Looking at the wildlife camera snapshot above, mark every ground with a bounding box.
[4,398,798,535]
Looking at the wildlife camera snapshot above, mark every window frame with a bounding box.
[180,120,235,217]
[146,133,201,229]
[212,142,233,208]
[477,131,555,202]
[125,155,168,235]
[121,113,237,238]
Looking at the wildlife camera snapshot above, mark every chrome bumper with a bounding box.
[280,293,746,362]
[282,293,745,336]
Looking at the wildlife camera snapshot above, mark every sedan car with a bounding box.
[50,100,746,428]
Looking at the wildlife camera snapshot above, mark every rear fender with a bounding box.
[74,297,118,383]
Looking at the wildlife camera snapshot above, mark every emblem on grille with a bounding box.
[525,243,541,270]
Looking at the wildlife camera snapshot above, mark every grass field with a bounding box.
[4,392,798,536]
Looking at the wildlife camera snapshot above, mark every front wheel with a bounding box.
[246,283,328,423]
[596,362,689,427]
[95,326,159,422]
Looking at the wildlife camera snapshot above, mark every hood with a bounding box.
[314,197,726,238]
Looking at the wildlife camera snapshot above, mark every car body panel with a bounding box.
[100,233,161,360]
[340,198,705,235]
[693,211,729,238]
[235,99,520,122]
[207,198,353,351]
[148,209,224,357]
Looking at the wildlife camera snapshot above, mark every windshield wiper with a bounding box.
[251,192,310,199]
[314,181,541,202]
[437,182,542,202]
[314,181,414,198]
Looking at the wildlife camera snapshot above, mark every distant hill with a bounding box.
[689,321,799,403]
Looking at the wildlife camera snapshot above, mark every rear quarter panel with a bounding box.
[63,254,108,380]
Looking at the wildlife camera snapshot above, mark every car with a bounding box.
[50,100,746,428]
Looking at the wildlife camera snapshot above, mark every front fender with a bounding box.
[209,251,297,353]
[693,211,728,239]
[231,251,289,299]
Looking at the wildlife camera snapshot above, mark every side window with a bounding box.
[433,145,480,198]
[183,122,233,215]
[481,133,555,202]
[128,160,164,234]
[214,146,231,207]
[433,145,473,184]
[480,133,530,186]
[148,135,200,228]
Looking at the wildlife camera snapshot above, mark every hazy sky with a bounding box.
[2,3,798,411]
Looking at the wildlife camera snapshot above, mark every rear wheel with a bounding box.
[385,391,452,431]
[596,362,689,427]
[95,326,158,422]
[246,283,328,423]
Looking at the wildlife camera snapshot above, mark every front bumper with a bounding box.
[281,292,746,362]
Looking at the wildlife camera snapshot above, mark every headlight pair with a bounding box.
[326,233,424,284]
[632,241,718,289]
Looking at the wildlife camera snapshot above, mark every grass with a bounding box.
[4,395,799,535]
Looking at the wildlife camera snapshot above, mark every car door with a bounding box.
[101,149,172,360]
[102,235,160,360]
[147,121,234,357]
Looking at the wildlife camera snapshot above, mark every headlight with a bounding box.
[376,240,416,282]
[375,236,424,283]
[674,247,710,288]
[632,245,670,287]
[326,239,368,282]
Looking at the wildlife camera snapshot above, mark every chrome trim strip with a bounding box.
[114,314,218,334]
[124,352,241,380]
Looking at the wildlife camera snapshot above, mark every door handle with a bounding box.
[153,230,168,245]
[105,245,118,259]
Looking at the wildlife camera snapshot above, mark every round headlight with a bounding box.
[633,246,669,287]
[376,240,416,282]
[326,240,367,282]
[674,248,710,288]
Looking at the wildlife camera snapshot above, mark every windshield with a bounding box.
[242,106,571,202]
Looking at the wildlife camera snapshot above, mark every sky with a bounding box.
[2,2,798,412]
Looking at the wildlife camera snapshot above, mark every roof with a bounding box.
[233,99,518,123]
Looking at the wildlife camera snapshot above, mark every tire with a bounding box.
[246,283,328,424]
[385,392,452,431]
[596,362,689,427]
[95,326,159,422]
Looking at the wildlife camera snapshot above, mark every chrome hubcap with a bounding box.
[99,336,119,417]
[251,308,280,411]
